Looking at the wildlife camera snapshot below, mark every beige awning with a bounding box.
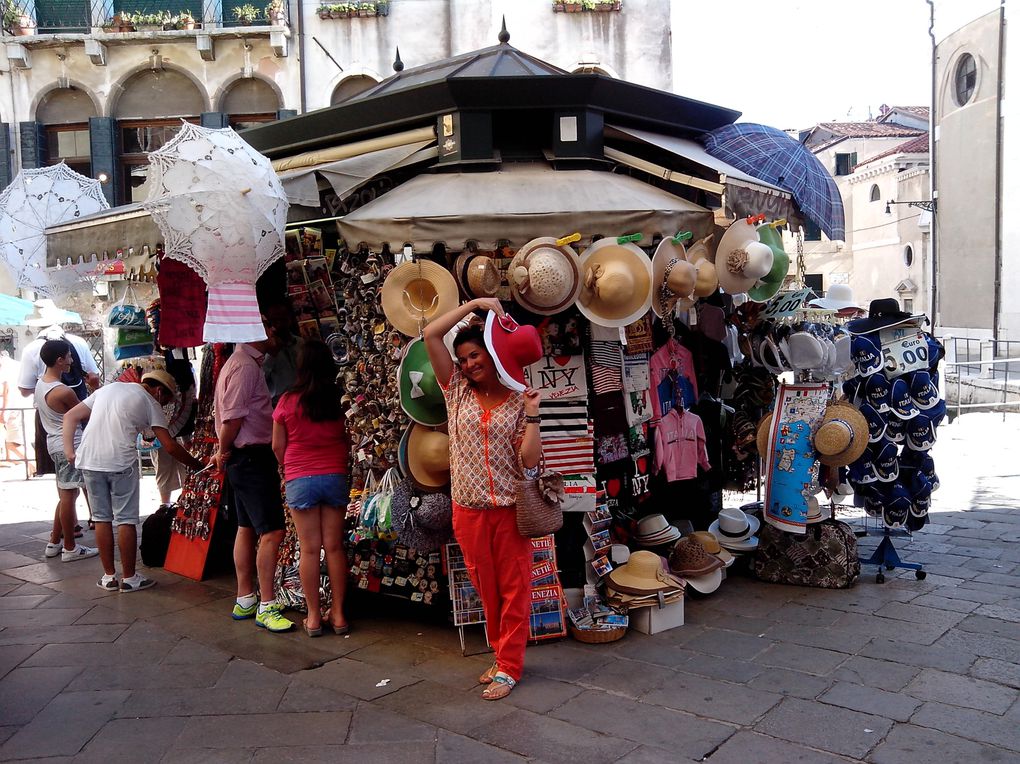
[337,164,714,252]
[45,204,162,267]
[278,139,436,207]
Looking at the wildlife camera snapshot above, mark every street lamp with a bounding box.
[885,199,937,215]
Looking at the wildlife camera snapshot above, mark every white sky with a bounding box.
[670,0,1001,130]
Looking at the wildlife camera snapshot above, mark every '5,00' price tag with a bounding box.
[879,327,928,377]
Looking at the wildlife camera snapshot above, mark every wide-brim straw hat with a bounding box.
[756,413,773,458]
[651,238,697,318]
[607,550,686,595]
[381,259,459,338]
[714,219,774,295]
[577,239,652,328]
[805,495,831,524]
[668,536,724,578]
[634,513,682,547]
[814,400,869,467]
[808,283,862,312]
[453,251,501,300]
[483,312,543,392]
[686,235,719,298]
[398,424,451,491]
[508,238,582,315]
[398,338,448,426]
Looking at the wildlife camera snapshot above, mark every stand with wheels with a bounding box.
[859,528,926,584]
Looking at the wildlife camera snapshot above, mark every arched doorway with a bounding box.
[330,75,377,105]
[36,86,98,177]
[114,69,205,203]
[220,78,283,130]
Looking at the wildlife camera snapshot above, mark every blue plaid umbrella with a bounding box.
[702,123,845,241]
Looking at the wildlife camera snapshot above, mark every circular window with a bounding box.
[955,53,977,105]
[904,244,914,267]
[869,184,881,202]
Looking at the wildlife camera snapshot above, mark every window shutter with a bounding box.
[0,123,12,191]
[89,117,118,206]
[19,122,48,169]
[201,112,230,128]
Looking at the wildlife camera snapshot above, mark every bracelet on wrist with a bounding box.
[525,415,541,424]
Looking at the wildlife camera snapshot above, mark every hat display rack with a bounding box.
[266,213,945,641]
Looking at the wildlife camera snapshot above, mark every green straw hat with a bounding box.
[398,338,448,426]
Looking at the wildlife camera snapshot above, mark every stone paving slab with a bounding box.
[754,696,893,759]
[868,723,1016,764]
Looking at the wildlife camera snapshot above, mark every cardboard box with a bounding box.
[628,599,684,635]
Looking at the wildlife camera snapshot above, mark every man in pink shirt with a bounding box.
[214,340,293,633]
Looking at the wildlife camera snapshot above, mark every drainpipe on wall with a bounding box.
[296,0,308,113]
[991,0,1005,343]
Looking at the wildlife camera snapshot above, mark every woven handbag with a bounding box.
[515,469,565,538]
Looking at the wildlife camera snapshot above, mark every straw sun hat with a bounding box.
[813,400,869,467]
[686,235,719,298]
[607,550,685,596]
[508,238,582,315]
[398,424,451,491]
[453,251,501,300]
[650,238,697,318]
[714,218,774,295]
[577,238,652,328]
[381,259,459,338]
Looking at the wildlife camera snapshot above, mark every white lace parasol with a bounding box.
[142,121,288,286]
[0,163,110,297]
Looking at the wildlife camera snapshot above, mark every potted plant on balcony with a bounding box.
[127,11,170,31]
[357,2,375,16]
[2,2,35,34]
[102,12,133,31]
[563,0,582,12]
[176,9,196,29]
[232,3,259,23]
[265,0,286,25]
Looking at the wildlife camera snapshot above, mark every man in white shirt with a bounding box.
[18,324,100,401]
[63,372,205,593]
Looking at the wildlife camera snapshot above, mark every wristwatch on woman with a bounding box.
[525,415,541,424]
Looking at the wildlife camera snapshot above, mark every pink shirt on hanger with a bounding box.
[652,407,710,482]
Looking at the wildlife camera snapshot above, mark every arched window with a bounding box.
[869,184,881,202]
[220,78,282,129]
[903,245,914,267]
[955,53,976,106]
[114,70,204,203]
[330,75,377,105]
[37,87,98,177]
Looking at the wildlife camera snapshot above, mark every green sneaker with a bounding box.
[255,604,294,633]
[232,601,257,620]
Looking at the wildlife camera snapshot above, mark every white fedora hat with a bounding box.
[708,508,760,548]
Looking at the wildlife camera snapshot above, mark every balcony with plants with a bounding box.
[0,0,290,35]
[315,1,387,19]
[552,0,621,12]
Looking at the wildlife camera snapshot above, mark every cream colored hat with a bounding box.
[508,237,582,315]
[381,259,459,338]
[686,235,719,298]
[577,238,652,328]
[454,251,501,299]
[714,219,774,295]
[400,424,451,490]
[651,238,697,318]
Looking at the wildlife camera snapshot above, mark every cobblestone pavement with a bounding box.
[0,413,1018,763]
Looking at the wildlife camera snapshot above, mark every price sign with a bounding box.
[879,326,929,377]
[762,289,813,319]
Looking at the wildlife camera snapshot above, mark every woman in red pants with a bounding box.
[424,297,542,700]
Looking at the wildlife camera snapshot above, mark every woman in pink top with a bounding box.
[272,339,351,637]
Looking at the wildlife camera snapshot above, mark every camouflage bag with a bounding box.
[753,518,860,589]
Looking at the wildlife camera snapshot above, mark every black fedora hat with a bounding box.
[846,298,916,335]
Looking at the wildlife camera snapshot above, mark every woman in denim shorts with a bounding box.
[272,340,351,637]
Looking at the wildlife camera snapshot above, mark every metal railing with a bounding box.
[942,357,1020,422]
[945,337,1020,381]
[4,0,287,34]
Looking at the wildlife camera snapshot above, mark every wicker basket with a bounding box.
[569,623,627,644]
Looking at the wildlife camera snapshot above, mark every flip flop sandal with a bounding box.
[482,672,516,700]
[479,662,499,685]
[303,619,323,638]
